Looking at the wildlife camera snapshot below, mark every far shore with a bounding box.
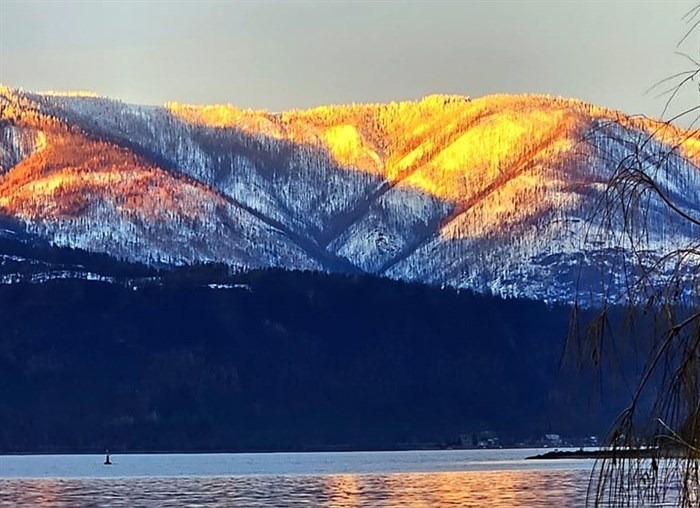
[526,448,686,460]
[2,446,587,457]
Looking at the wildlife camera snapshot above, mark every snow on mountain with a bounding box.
[1,85,698,303]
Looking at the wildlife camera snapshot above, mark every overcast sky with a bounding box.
[0,0,697,122]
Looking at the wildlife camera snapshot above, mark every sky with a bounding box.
[0,0,698,123]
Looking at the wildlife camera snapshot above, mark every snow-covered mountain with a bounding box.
[1,85,699,303]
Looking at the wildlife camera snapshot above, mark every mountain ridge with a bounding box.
[2,85,699,303]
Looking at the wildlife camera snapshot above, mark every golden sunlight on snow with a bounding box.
[0,126,222,222]
[166,102,283,138]
[399,108,580,203]
[3,87,698,238]
[165,93,593,207]
[321,124,384,174]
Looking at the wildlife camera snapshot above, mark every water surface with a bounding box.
[0,449,593,507]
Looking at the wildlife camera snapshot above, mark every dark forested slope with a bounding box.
[0,269,621,453]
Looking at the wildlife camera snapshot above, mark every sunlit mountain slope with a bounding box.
[1,85,699,302]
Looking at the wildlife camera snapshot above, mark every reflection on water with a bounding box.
[324,471,590,507]
[0,470,589,507]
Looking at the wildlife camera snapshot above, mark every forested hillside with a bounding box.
[0,268,626,453]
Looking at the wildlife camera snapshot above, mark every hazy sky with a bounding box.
[0,0,698,122]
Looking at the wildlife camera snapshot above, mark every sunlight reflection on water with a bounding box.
[0,470,590,507]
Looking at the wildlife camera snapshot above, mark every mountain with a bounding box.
[2,86,699,303]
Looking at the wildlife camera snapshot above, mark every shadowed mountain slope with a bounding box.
[0,268,628,452]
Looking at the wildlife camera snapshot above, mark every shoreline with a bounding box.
[2,446,581,457]
[526,448,670,460]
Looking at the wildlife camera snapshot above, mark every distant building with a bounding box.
[544,433,562,447]
[585,435,599,447]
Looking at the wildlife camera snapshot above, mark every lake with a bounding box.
[0,449,593,507]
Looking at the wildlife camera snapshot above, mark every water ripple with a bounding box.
[1,470,590,507]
